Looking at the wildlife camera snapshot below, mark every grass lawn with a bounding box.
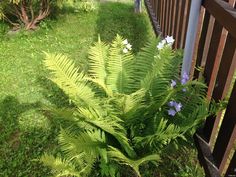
[0,2,154,176]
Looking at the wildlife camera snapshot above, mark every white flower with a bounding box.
[165,36,175,44]
[123,39,128,45]
[123,48,128,53]
[161,39,167,45]
[157,42,165,50]
[126,43,132,50]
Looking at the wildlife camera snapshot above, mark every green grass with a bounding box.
[0,2,154,176]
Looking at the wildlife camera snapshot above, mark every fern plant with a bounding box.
[41,35,213,177]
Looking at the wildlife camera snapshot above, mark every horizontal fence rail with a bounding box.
[145,0,236,176]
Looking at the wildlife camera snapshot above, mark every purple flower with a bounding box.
[181,72,189,85]
[174,102,182,112]
[167,101,183,116]
[171,80,177,88]
[182,72,189,80]
[168,109,176,116]
[168,101,175,107]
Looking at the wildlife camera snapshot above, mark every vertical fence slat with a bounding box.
[200,20,224,143]
[208,33,236,151]
[225,148,236,177]
[161,0,166,33]
[212,80,236,167]
[219,126,236,174]
[204,23,224,95]
[207,28,228,101]
[177,0,186,48]
[174,0,182,48]
[164,0,169,36]
[193,11,211,79]
[190,7,205,77]
[183,0,192,47]
[167,0,173,35]
[171,0,176,36]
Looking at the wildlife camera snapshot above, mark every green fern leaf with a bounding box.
[108,146,160,177]
[106,35,134,94]
[41,154,81,177]
[44,53,100,109]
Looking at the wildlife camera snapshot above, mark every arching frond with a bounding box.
[41,154,81,177]
[88,38,109,85]
[77,107,136,158]
[134,118,183,150]
[44,53,100,109]
[108,146,160,177]
[130,38,159,91]
[106,35,134,94]
[143,49,182,96]
[58,128,106,158]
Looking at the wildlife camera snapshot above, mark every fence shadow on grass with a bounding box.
[95,1,153,53]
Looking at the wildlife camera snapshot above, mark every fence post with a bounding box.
[135,0,142,13]
[181,0,202,76]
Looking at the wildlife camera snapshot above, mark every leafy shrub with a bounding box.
[76,0,96,12]
[41,35,215,177]
[0,0,66,30]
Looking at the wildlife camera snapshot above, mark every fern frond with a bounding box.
[44,53,100,109]
[123,89,146,115]
[41,154,81,177]
[143,49,182,96]
[77,107,136,158]
[106,35,134,94]
[58,128,106,158]
[88,39,109,86]
[134,118,182,150]
[131,38,159,91]
[108,146,160,177]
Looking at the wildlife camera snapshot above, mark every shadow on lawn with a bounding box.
[95,2,152,53]
[0,96,54,176]
[0,96,41,134]
[38,76,72,108]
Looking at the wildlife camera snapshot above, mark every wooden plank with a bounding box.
[157,0,161,26]
[164,0,169,36]
[174,0,182,48]
[190,7,205,78]
[171,0,176,36]
[161,0,166,33]
[212,81,236,168]
[144,0,162,36]
[206,27,226,99]
[201,21,222,142]
[211,34,236,102]
[219,126,236,174]
[165,0,169,36]
[183,0,192,47]
[177,0,186,48]
[203,0,236,39]
[194,132,221,177]
[225,149,236,177]
[201,16,215,73]
[167,0,173,35]
[193,11,211,79]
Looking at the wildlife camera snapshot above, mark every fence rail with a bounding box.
[145,0,236,176]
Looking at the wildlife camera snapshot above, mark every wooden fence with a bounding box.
[145,0,236,177]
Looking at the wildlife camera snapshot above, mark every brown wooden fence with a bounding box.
[145,0,236,176]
